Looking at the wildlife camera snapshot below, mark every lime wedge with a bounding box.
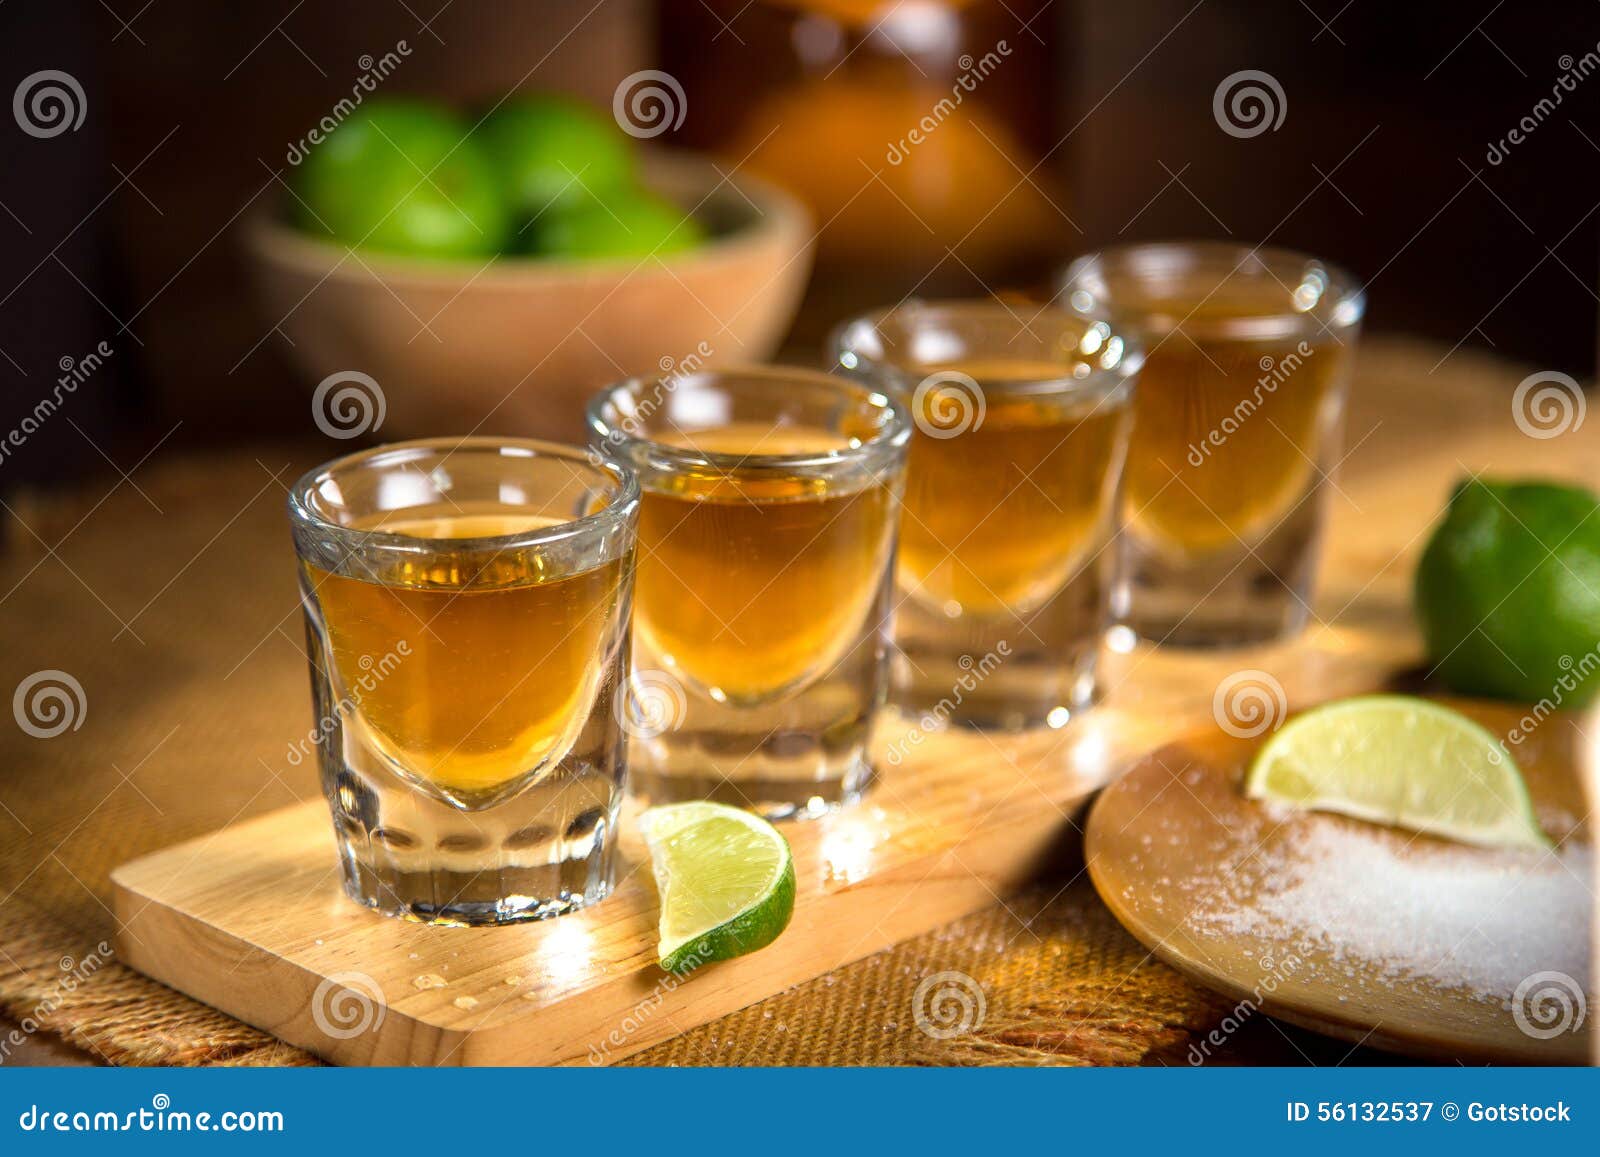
[639,802,796,973]
[1244,695,1550,850]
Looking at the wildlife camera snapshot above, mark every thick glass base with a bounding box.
[335,846,614,926]
[1119,501,1321,649]
[1120,601,1311,650]
[627,710,876,819]
[321,756,622,926]
[890,640,1100,731]
[890,564,1107,732]
[626,592,890,821]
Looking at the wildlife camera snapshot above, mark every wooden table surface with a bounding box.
[1,336,1593,1067]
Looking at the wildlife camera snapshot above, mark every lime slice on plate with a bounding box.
[639,802,796,973]
[1244,695,1550,850]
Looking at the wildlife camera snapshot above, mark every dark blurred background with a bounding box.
[1,0,1595,491]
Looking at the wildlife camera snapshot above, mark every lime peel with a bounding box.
[1244,695,1550,851]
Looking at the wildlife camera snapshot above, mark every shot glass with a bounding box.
[587,367,910,820]
[832,300,1140,730]
[288,437,638,925]
[1059,242,1366,647]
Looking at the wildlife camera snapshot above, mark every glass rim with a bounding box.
[1057,240,1367,338]
[827,298,1144,396]
[287,435,640,557]
[585,364,912,474]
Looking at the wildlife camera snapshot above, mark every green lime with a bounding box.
[1245,695,1549,850]
[292,98,510,258]
[1415,477,1600,706]
[532,190,706,260]
[639,801,795,973]
[478,95,635,226]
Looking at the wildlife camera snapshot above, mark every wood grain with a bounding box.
[110,346,1600,1065]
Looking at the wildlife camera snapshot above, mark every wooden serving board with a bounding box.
[107,719,1135,1066]
[110,346,1600,1065]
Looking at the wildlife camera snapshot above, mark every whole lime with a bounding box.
[533,190,706,260]
[1415,476,1600,706]
[478,95,635,227]
[292,98,510,258]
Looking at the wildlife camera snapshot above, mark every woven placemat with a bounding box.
[0,339,1483,1065]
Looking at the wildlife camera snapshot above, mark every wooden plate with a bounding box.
[1085,701,1594,1064]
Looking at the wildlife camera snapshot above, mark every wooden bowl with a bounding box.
[244,153,813,441]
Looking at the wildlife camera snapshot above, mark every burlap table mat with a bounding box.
[2,873,1291,1066]
[0,339,1487,1066]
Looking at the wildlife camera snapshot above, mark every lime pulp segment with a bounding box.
[1244,695,1550,851]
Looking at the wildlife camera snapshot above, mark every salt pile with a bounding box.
[1189,820,1593,1002]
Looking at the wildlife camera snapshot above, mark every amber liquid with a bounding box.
[308,507,624,796]
[1124,298,1347,556]
[634,424,895,704]
[898,360,1130,617]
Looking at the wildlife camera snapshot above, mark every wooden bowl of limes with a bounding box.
[246,96,813,442]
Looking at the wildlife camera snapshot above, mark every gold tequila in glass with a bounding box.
[587,368,909,819]
[1060,243,1366,646]
[833,302,1139,729]
[288,438,638,924]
